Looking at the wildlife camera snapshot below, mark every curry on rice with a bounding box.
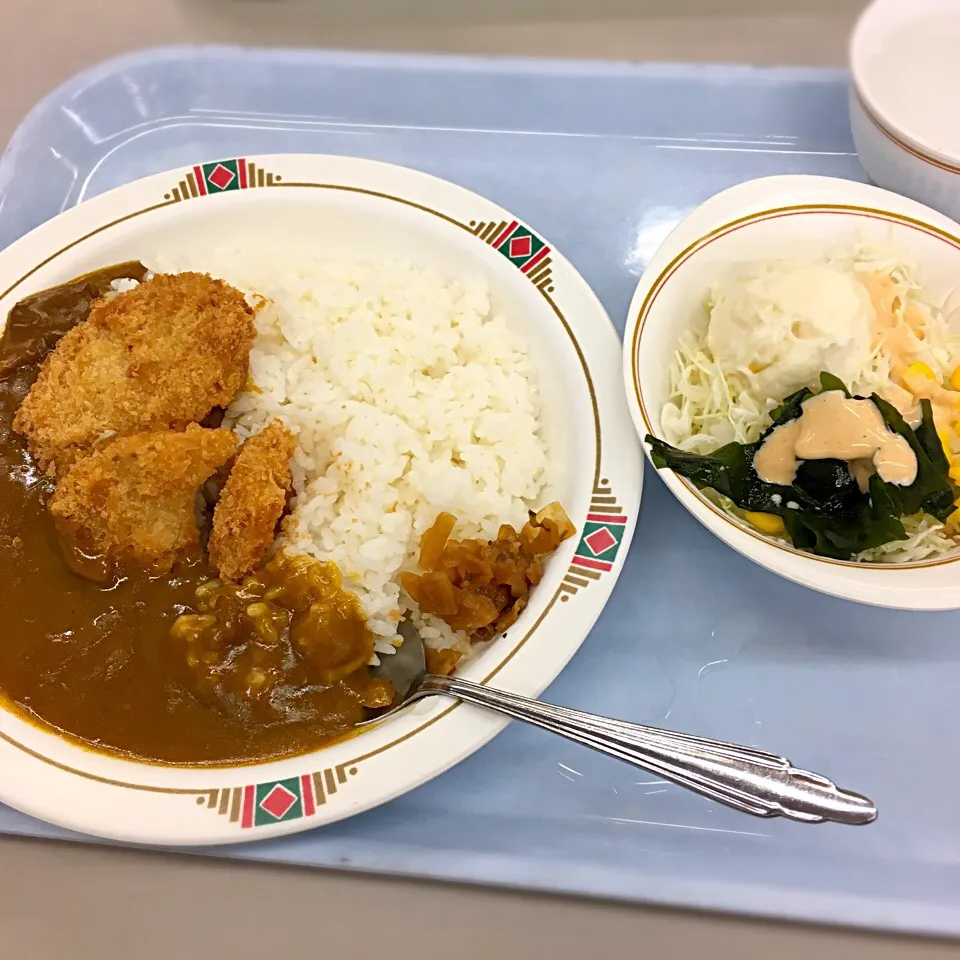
[0,262,572,765]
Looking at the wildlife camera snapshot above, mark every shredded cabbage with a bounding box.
[856,513,956,563]
[661,242,960,563]
[661,334,773,452]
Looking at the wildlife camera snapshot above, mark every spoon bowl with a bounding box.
[366,619,432,713]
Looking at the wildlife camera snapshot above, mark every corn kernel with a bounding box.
[938,427,953,461]
[903,362,939,399]
[947,507,960,534]
[951,366,960,391]
[950,461,960,483]
[906,361,937,381]
[743,511,785,536]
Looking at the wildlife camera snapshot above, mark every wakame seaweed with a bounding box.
[646,373,957,560]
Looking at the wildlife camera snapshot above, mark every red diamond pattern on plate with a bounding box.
[208,163,236,190]
[584,527,617,556]
[509,235,532,259]
[259,784,297,820]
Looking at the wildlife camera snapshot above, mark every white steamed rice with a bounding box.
[147,250,551,657]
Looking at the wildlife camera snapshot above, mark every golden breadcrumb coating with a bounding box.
[49,424,238,573]
[14,272,255,475]
[209,420,296,582]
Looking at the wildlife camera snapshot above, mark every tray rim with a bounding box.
[1,46,954,941]
[0,44,850,181]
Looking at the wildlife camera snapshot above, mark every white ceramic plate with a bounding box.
[0,154,641,844]
[624,173,960,610]
[850,0,960,222]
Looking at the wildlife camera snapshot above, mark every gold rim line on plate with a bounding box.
[854,87,960,176]
[631,202,960,571]
[0,173,605,793]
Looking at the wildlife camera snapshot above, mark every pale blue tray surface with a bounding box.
[0,47,957,937]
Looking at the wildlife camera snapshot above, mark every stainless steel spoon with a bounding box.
[364,621,878,825]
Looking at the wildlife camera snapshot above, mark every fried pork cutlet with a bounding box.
[50,425,238,574]
[209,420,296,582]
[14,272,255,475]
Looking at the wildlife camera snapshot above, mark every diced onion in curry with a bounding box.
[171,550,394,719]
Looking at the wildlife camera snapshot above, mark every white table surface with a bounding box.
[2,1,956,956]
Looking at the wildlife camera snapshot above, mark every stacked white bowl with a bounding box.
[850,0,960,221]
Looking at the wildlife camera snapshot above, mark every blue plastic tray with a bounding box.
[1,46,958,937]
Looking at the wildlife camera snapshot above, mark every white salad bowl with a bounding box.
[624,173,960,610]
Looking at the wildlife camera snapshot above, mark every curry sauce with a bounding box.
[0,266,388,765]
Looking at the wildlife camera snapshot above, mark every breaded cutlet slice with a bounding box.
[50,424,238,573]
[209,420,296,582]
[14,272,255,475]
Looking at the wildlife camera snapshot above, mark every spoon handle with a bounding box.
[421,675,876,825]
